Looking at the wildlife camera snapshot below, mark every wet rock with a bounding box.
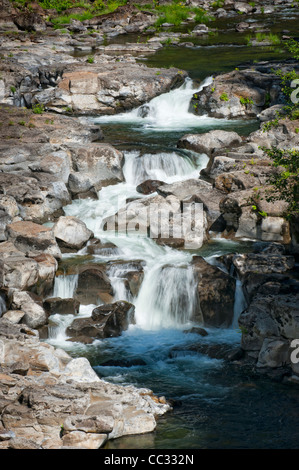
[66,301,135,342]
[53,216,94,253]
[136,179,164,195]
[86,239,119,256]
[232,252,295,279]
[238,293,299,372]
[75,265,113,305]
[192,256,236,328]
[183,327,208,336]
[43,297,80,316]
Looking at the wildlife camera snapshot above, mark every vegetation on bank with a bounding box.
[8,0,215,27]
[261,39,299,219]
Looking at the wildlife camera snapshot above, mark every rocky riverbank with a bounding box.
[0,0,299,450]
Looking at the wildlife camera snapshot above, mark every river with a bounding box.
[46,8,299,449]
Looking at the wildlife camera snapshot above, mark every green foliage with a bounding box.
[220,92,229,101]
[240,96,253,106]
[154,1,212,27]
[246,32,281,46]
[87,55,94,63]
[10,86,16,93]
[262,147,299,218]
[32,103,45,114]
[38,0,74,12]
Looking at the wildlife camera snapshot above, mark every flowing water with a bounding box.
[46,22,299,448]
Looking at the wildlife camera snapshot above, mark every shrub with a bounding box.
[220,92,229,101]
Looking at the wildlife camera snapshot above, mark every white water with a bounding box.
[53,77,242,336]
[52,273,79,299]
[123,150,206,186]
[93,76,221,132]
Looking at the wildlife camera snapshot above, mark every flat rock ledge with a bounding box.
[0,318,170,449]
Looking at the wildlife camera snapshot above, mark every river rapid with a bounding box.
[46,11,299,449]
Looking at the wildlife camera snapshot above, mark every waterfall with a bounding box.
[232,279,247,329]
[93,76,218,131]
[52,273,79,299]
[136,76,213,129]
[107,263,134,303]
[134,264,198,330]
[122,150,199,186]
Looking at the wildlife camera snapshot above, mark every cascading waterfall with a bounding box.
[52,273,79,299]
[93,76,215,131]
[134,264,198,330]
[122,150,202,186]
[107,263,134,303]
[59,76,232,335]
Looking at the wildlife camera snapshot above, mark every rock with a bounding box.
[75,265,113,305]
[183,327,209,336]
[191,256,236,327]
[51,64,187,115]
[5,221,61,259]
[2,310,25,324]
[43,297,80,316]
[238,293,299,370]
[103,192,207,249]
[136,179,164,195]
[62,431,107,449]
[86,239,119,256]
[156,178,223,229]
[67,143,124,195]
[10,290,47,329]
[53,216,94,252]
[190,68,283,119]
[13,12,46,32]
[219,189,291,243]
[177,130,242,156]
[257,337,290,369]
[66,301,135,343]
[232,253,295,279]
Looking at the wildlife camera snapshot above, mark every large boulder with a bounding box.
[75,265,113,305]
[0,242,57,295]
[190,67,283,119]
[191,256,236,328]
[53,216,94,253]
[177,130,242,156]
[10,290,47,329]
[5,220,61,259]
[238,293,299,375]
[66,301,135,343]
[67,143,124,197]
